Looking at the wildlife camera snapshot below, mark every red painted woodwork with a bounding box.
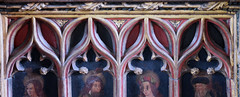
[14,20,31,48]
[126,23,140,49]
[152,22,169,49]
[39,20,58,49]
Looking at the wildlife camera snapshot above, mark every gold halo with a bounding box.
[137,70,160,88]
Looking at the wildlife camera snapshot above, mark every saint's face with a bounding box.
[91,81,101,93]
[194,83,209,97]
[194,83,208,91]
[26,83,37,97]
[142,82,154,97]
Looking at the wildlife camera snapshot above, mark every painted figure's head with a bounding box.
[80,68,105,97]
[85,76,103,94]
[25,80,44,97]
[137,71,160,97]
[192,77,210,97]
[23,68,45,97]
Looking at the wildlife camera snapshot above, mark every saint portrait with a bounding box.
[137,71,162,97]
[23,69,46,97]
[79,68,105,97]
[182,71,226,97]
[191,77,216,97]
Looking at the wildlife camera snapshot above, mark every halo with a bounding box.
[83,68,105,85]
[23,68,44,88]
[137,70,160,88]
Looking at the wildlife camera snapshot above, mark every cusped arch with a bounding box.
[148,17,175,55]
[61,17,91,97]
[36,17,62,40]
[119,17,145,59]
[34,17,62,53]
[146,17,176,77]
[177,43,203,77]
[204,18,231,56]
[90,17,118,75]
[7,18,31,56]
[177,18,202,38]
[177,18,203,69]
[203,18,231,78]
[118,17,146,97]
[92,17,118,54]
[6,18,61,97]
[119,17,175,97]
[62,18,90,81]
[62,17,90,66]
[62,17,117,97]
[33,17,61,73]
[178,45,231,97]
[63,17,118,78]
[6,18,34,78]
[177,18,231,78]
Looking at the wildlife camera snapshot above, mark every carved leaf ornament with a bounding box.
[5,16,232,97]
[14,2,231,11]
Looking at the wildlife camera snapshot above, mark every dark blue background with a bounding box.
[127,47,169,97]
[71,48,113,97]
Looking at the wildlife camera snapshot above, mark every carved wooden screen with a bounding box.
[0,2,239,97]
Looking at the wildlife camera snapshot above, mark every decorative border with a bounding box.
[0,2,239,12]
